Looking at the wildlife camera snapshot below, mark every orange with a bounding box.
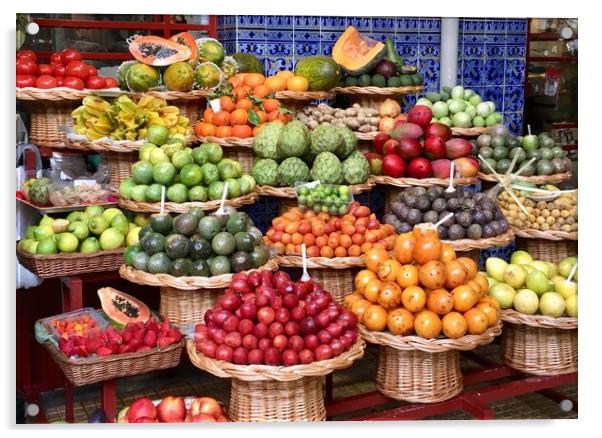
[413,236,442,265]
[255,110,268,124]
[377,281,403,310]
[306,245,320,258]
[426,288,454,316]
[303,234,316,247]
[362,305,388,332]
[348,244,362,257]
[230,125,252,138]
[232,86,249,101]
[276,70,294,80]
[252,85,272,99]
[195,122,216,137]
[476,302,499,327]
[262,98,280,113]
[203,107,214,124]
[327,234,340,249]
[285,243,295,254]
[264,75,287,92]
[334,247,347,257]
[351,233,365,246]
[230,109,248,125]
[344,292,363,310]
[281,233,292,245]
[320,246,334,258]
[393,232,416,264]
[363,278,383,303]
[473,274,490,296]
[228,75,243,87]
[440,243,457,264]
[396,264,419,288]
[419,260,447,289]
[339,235,352,249]
[387,308,415,336]
[219,96,236,112]
[377,259,402,282]
[401,285,426,313]
[291,232,303,245]
[364,247,389,272]
[236,98,253,110]
[350,299,372,322]
[287,75,309,92]
[214,126,232,138]
[442,312,468,339]
[451,285,477,312]
[243,73,265,87]
[252,125,262,137]
[414,310,442,339]
[464,308,489,335]
[212,111,231,127]
[456,257,477,280]
[445,261,468,289]
[479,296,500,310]
[341,223,356,236]
[315,235,327,248]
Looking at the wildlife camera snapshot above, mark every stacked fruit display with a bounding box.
[296,103,381,133]
[477,126,572,176]
[498,186,577,232]
[368,106,480,179]
[383,186,509,239]
[297,183,353,215]
[194,94,292,139]
[118,396,227,423]
[251,121,371,187]
[193,270,359,365]
[332,27,424,87]
[120,141,256,203]
[16,48,118,90]
[124,208,270,277]
[264,203,396,257]
[416,85,502,128]
[485,252,577,317]
[71,95,192,142]
[345,226,500,339]
[225,71,310,95]
[18,207,145,255]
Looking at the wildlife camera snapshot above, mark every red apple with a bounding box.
[190,397,222,419]
[242,334,258,350]
[275,307,290,324]
[337,311,358,330]
[364,152,384,175]
[372,132,391,153]
[255,292,270,308]
[269,322,284,338]
[282,293,299,309]
[238,318,255,336]
[326,322,343,338]
[190,413,216,422]
[253,322,269,339]
[282,349,299,366]
[127,397,157,422]
[264,347,281,365]
[288,334,304,352]
[453,156,480,177]
[272,334,288,351]
[210,328,226,345]
[232,346,248,365]
[258,337,272,351]
[398,138,422,160]
[303,334,319,350]
[315,311,331,329]
[425,122,452,141]
[290,306,306,321]
[239,302,258,319]
[198,340,217,358]
[248,348,264,364]
[423,136,446,160]
[377,117,396,134]
[382,138,400,156]
[299,317,318,335]
[272,271,291,289]
[406,157,433,179]
[315,344,333,361]
[305,302,319,317]
[382,154,406,178]
[330,339,345,357]
[132,417,157,423]
[215,344,233,362]
[222,315,240,332]
[257,307,275,325]
[218,293,242,311]
[407,105,433,128]
[317,330,332,345]
[298,349,314,364]
[224,331,242,348]
[247,271,262,288]
[213,309,231,327]
[284,321,300,337]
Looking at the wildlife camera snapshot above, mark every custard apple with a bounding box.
[310,124,344,156]
[29,177,53,204]
[335,126,358,160]
[251,158,279,186]
[342,152,370,184]
[253,122,284,160]
[277,157,311,186]
[311,152,343,184]
[277,120,309,158]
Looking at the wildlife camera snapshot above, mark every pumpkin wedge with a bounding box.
[332,26,386,75]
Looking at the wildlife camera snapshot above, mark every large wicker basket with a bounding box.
[186,338,365,422]
[16,245,124,279]
[478,172,572,185]
[512,227,577,264]
[42,338,184,386]
[29,102,77,147]
[101,151,138,189]
[332,85,424,108]
[159,286,223,327]
[118,191,259,213]
[360,322,502,403]
[500,309,577,376]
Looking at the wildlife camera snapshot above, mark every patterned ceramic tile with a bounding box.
[238,41,266,56]
[486,45,505,58]
[505,59,526,85]
[371,32,392,43]
[461,19,486,33]
[507,19,527,34]
[419,18,441,31]
[484,34,506,45]
[264,57,295,76]
[293,16,320,29]
[397,33,419,44]
[403,94,417,113]
[506,45,526,58]
[223,42,236,55]
[503,112,524,135]
[296,41,319,57]
[237,29,266,40]
[372,17,395,31]
[320,16,347,30]
[295,30,320,42]
[420,58,440,91]
[483,86,504,110]
[266,30,293,41]
[471,86,486,101]
[396,18,419,31]
[460,44,484,58]
[507,34,527,45]
[462,59,485,86]
[238,15,265,27]
[484,58,505,86]
[485,19,507,34]
[504,86,524,112]
[265,15,293,28]
[267,42,293,57]
[319,31,340,56]
[462,33,487,45]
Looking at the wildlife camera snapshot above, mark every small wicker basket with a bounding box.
[500,309,577,376]
[360,322,502,403]
[29,102,77,147]
[375,174,477,192]
[450,127,492,137]
[478,171,572,185]
[332,85,424,108]
[118,191,259,213]
[195,136,254,148]
[224,146,255,174]
[159,286,224,326]
[512,227,577,264]
[101,151,138,189]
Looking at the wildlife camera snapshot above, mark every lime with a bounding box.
[147,125,169,146]
[149,148,170,165]
[67,221,89,241]
[139,142,157,161]
[200,163,219,185]
[132,161,154,185]
[171,150,193,170]
[85,205,104,218]
[189,185,208,202]
[208,181,225,200]
[166,183,189,203]
[226,178,241,198]
[80,237,101,253]
[57,232,79,253]
[191,147,208,166]
[130,185,148,202]
[88,216,110,235]
[153,162,176,186]
[200,143,223,164]
[110,214,130,236]
[36,237,58,255]
[180,163,203,188]
[123,245,142,266]
[99,228,125,250]
[145,183,165,202]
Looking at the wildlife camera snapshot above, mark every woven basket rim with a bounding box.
[16,244,124,261]
[332,85,424,96]
[450,126,492,136]
[17,87,209,102]
[478,171,572,184]
[276,254,365,269]
[500,308,577,329]
[444,229,515,251]
[511,226,577,241]
[195,136,254,148]
[256,181,374,198]
[186,337,365,381]
[355,131,379,141]
[118,191,259,213]
[370,174,477,188]
[359,320,502,353]
[274,90,335,100]
[119,257,279,290]
[64,136,195,153]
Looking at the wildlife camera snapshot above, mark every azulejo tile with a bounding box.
[238,15,265,27]
[484,58,505,86]
[460,44,484,59]
[402,94,417,113]
[507,34,527,46]
[462,33,486,45]
[420,32,441,44]
[267,42,293,57]
[223,42,236,56]
[296,42,319,57]
[397,33,419,44]
[237,30,266,40]
[461,59,484,87]
[484,34,505,45]
[503,112,524,136]
[420,44,440,58]
[265,15,293,28]
[347,17,372,30]
[265,57,295,76]
[395,43,418,59]
[295,30,320,42]
[293,16,320,29]
[370,32,392,43]
[396,18,419,31]
[503,86,524,112]
[507,19,527,34]
[320,16,347,30]
[483,86,504,110]
[238,41,265,56]
[505,59,526,85]
[506,45,526,58]
[419,18,441,31]
[372,17,395,31]
[486,45,505,58]
[266,30,293,41]
[421,59,440,89]
[485,19,506,34]
[461,19,486,33]
[470,87,485,101]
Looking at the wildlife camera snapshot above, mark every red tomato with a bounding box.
[16,59,38,75]
[50,52,62,64]
[38,64,53,75]
[35,75,58,89]
[55,77,64,87]
[104,77,118,88]
[16,75,36,88]
[63,76,85,90]
[61,48,82,65]
[65,61,89,80]
[53,64,66,77]
[17,50,37,62]
[87,65,97,77]
[86,76,107,89]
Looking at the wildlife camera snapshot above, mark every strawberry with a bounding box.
[168,328,182,342]
[157,336,175,349]
[96,346,113,356]
[125,322,138,333]
[143,330,157,348]
[160,319,170,336]
[136,321,146,330]
[122,331,133,343]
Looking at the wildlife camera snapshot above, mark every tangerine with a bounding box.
[264,75,287,91]
[276,70,294,80]
[219,95,236,112]
[466,279,483,298]
[419,260,447,289]
[451,285,478,312]
[334,247,347,257]
[236,98,253,110]
[362,305,388,331]
[364,247,389,272]
[473,274,490,296]
[414,310,442,339]
[377,281,403,310]
[230,109,248,125]
[393,232,416,264]
[232,86,249,100]
[306,245,320,258]
[426,288,454,316]
[230,125,252,138]
[464,308,489,335]
[442,312,468,339]
[262,98,280,113]
[479,296,500,310]
[214,126,232,138]
[287,75,309,92]
[252,84,271,99]
[363,278,383,303]
[377,259,402,282]
[396,264,419,288]
[401,285,427,313]
[320,246,334,258]
[344,292,364,310]
[456,257,477,280]
[243,73,265,87]
[348,244,362,257]
[212,111,231,126]
[445,261,467,289]
[387,308,415,336]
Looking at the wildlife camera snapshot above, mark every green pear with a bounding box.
[80,237,101,253]
[89,216,110,236]
[85,205,105,218]
[36,237,58,255]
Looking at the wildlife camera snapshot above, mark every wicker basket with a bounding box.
[360,322,501,403]
[64,135,195,153]
[16,245,124,279]
[102,151,138,189]
[450,127,492,137]
[160,286,223,326]
[29,101,77,147]
[224,146,255,174]
[478,171,572,185]
[500,309,577,376]
[333,85,423,108]
[274,91,336,113]
[118,191,259,213]
[174,99,205,125]
[257,181,375,199]
[42,338,184,386]
[186,338,365,421]
[512,227,577,264]
[375,175,477,192]
[195,136,254,148]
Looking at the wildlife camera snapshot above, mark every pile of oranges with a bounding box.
[263,202,396,258]
[345,224,500,340]
[230,71,310,95]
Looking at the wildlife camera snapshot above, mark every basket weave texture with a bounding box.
[478,171,572,184]
[102,151,138,188]
[195,136,253,147]
[442,229,515,251]
[450,126,492,137]
[274,90,335,100]
[514,236,577,264]
[332,85,424,96]
[28,101,77,147]
[511,226,577,241]
[374,174,477,188]
[118,191,259,213]
[256,181,375,198]
[159,286,223,326]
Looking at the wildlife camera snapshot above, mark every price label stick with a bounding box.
[445,161,455,193]
[216,181,229,215]
[566,262,578,283]
[434,212,454,228]
[301,243,311,282]
[160,186,166,216]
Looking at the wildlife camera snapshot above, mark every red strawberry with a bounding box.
[160,319,170,336]
[122,331,133,343]
[125,322,138,333]
[146,319,160,333]
[157,336,175,349]
[74,345,88,357]
[73,336,86,346]
[143,330,157,348]
[96,346,113,356]
[109,342,120,354]
[168,328,182,342]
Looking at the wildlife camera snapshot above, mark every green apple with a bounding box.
[80,237,101,253]
[99,228,125,250]
[68,221,89,241]
[89,216,110,235]
[56,233,79,253]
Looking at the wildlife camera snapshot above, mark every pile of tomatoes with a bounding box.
[16,49,118,90]
[264,202,396,258]
[345,224,501,339]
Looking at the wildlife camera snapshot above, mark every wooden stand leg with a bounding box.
[102,380,117,423]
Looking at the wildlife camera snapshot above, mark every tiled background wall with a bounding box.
[217,16,527,134]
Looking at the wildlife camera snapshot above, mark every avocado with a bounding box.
[215,206,236,227]
[226,212,249,235]
[230,251,253,273]
[425,92,441,103]
[132,251,150,271]
[247,226,264,246]
[526,149,541,161]
[536,160,554,176]
[358,74,371,87]
[141,232,166,255]
[191,259,210,276]
[507,136,521,148]
[169,258,193,277]
[173,213,198,236]
[150,214,173,235]
[387,76,402,87]
[235,232,255,252]
[138,226,153,241]
[492,146,509,161]
[410,73,424,85]
[249,244,269,268]
[344,76,358,87]
[124,245,142,266]
[189,236,212,260]
[211,232,237,256]
[188,206,205,222]
[147,252,171,274]
[495,159,512,174]
[371,74,386,87]
[165,234,191,259]
[209,256,231,276]
[399,75,413,86]
[197,216,221,240]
